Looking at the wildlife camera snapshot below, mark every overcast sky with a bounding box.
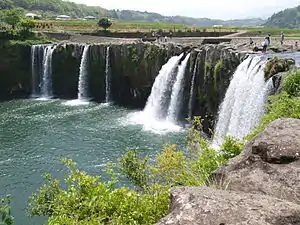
[71,0,299,20]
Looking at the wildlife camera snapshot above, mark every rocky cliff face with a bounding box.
[157,118,300,225]
[0,41,242,130]
[183,44,241,132]
[0,42,31,100]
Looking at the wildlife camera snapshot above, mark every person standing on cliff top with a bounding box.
[280,32,284,45]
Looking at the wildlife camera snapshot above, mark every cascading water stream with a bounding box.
[143,53,183,120]
[167,53,191,122]
[129,53,184,134]
[40,45,56,98]
[78,45,90,101]
[188,54,199,119]
[105,46,111,103]
[213,56,274,146]
[31,45,38,97]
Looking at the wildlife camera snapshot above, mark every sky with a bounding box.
[71,0,299,20]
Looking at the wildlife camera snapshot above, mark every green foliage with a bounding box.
[220,136,244,160]
[0,195,14,225]
[119,149,149,188]
[283,71,300,97]
[29,158,169,225]
[3,8,22,29]
[246,91,300,140]
[98,17,112,30]
[264,5,300,28]
[19,18,35,31]
[28,117,244,224]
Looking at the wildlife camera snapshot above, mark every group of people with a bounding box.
[250,32,299,53]
[151,31,173,42]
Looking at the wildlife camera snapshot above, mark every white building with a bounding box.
[56,15,71,20]
[84,16,97,20]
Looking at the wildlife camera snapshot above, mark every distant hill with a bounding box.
[264,5,300,28]
[0,0,265,27]
[0,0,106,18]
[112,10,265,27]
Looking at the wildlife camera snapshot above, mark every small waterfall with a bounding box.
[167,53,191,122]
[143,53,183,120]
[213,56,274,145]
[31,45,38,97]
[78,45,90,100]
[105,46,111,103]
[40,45,56,98]
[31,45,50,97]
[129,53,185,134]
[188,55,199,119]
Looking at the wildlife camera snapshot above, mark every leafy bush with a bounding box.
[28,117,244,224]
[0,195,14,225]
[28,159,169,225]
[98,18,112,30]
[283,71,300,97]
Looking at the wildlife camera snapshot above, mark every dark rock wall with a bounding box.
[0,42,31,100]
[0,42,242,130]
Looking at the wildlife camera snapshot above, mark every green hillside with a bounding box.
[0,0,107,18]
[264,5,300,28]
[0,0,265,27]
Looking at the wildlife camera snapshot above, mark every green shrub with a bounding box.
[0,195,14,225]
[28,117,244,224]
[29,159,169,225]
[246,91,300,140]
[283,71,300,97]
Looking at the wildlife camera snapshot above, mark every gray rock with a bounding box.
[212,118,300,204]
[156,186,300,225]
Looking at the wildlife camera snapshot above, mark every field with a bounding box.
[34,20,236,33]
[33,19,300,38]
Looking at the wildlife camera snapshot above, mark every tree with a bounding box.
[3,8,23,30]
[98,17,112,30]
[19,18,35,31]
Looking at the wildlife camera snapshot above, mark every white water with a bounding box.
[167,53,191,122]
[105,46,111,103]
[40,45,56,98]
[213,56,274,145]
[129,54,184,134]
[78,45,90,101]
[188,55,199,119]
[31,45,38,96]
[143,53,183,120]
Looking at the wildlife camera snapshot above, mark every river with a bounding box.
[0,99,185,224]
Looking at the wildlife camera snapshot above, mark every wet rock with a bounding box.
[156,186,300,225]
[264,58,295,80]
[212,118,300,204]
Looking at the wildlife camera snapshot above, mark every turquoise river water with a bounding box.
[0,99,186,224]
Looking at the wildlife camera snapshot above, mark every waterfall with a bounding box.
[40,45,56,98]
[31,45,38,97]
[129,53,185,134]
[167,53,191,122]
[188,55,199,119]
[78,45,90,100]
[213,56,274,145]
[143,53,183,120]
[105,46,111,103]
[31,45,51,97]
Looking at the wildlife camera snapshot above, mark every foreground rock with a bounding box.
[156,186,300,225]
[213,118,300,204]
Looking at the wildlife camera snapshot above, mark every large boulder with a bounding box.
[156,186,300,225]
[212,118,300,204]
